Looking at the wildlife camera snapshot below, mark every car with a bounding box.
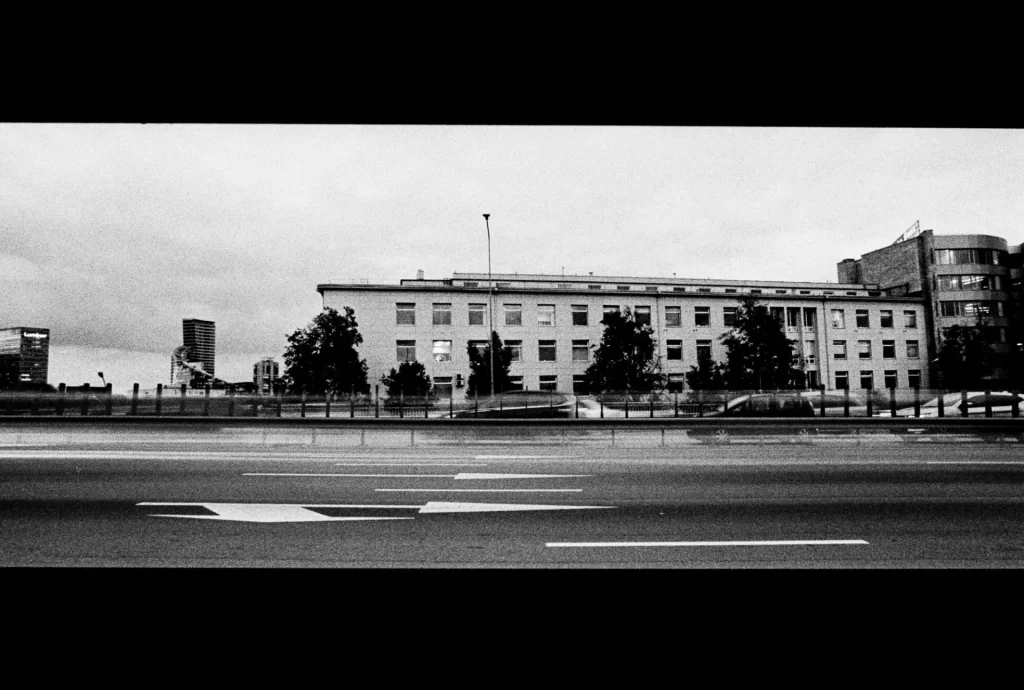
[896,391,1024,418]
[798,390,870,417]
[453,390,576,418]
[705,393,816,418]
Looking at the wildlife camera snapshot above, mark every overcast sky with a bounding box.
[2,124,1021,391]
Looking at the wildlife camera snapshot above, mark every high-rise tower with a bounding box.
[182,319,215,378]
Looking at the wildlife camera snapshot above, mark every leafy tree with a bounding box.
[282,307,370,396]
[381,361,433,400]
[686,350,726,391]
[584,307,666,393]
[936,324,993,390]
[718,297,801,390]
[466,331,513,396]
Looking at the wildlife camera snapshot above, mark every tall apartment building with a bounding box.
[0,327,51,386]
[318,272,930,399]
[182,319,216,379]
[839,226,1023,387]
[253,357,279,395]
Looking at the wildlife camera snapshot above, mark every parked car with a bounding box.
[798,390,870,417]
[454,390,575,418]
[705,393,816,418]
[896,391,1024,418]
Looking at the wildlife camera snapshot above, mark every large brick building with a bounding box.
[318,272,930,399]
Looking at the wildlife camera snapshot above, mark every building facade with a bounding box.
[253,357,280,395]
[0,327,51,387]
[182,319,216,379]
[318,272,930,399]
[839,228,1023,387]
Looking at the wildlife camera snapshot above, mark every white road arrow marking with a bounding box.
[244,472,591,479]
[418,501,613,514]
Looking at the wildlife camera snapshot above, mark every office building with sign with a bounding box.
[0,327,51,386]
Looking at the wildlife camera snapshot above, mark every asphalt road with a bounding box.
[2,438,1023,568]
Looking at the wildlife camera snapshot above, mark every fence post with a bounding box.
[374,385,379,418]
[57,383,67,416]
[228,386,236,417]
[450,394,454,419]
[474,390,479,418]
[106,383,113,415]
[938,392,945,418]
[674,392,678,418]
[350,392,355,419]
[889,387,897,417]
[913,386,921,418]
[549,389,554,415]
[154,383,161,417]
[253,392,259,417]
[204,385,211,416]
[865,390,872,417]
[1012,390,1020,419]
[819,387,826,417]
[843,387,849,417]
[129,383,138,416]
[650,394,654,418]
[698,390,704,418]
[326,395,331,419]
[399,389,404,419]
[575,395,579,419]
[961,390,968,418]
[984,390,992,418]
[180,384,187,416]
[277,391,283,418]
[30,389,39,416]
[625,386,629,418]
[300,392,306,418]
[599,394,603,419]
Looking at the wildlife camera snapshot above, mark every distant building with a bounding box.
[253,357,280,395]
[182,319,216,378]
[0,327,50,387]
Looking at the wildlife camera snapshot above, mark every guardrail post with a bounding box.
[253,393,259,417]
[865,391,872,417]
[961,390,968,418]
[228,386,236,417]
[425,398,429,419]
[204,385,211,417]
[129,383,138,416]
[674,392,678,418]
[154,383,161,417]
[326,396,331,419]
[179,384,187,415]
[698,391,704,418]
[1012,390,1020,419]
[984,390,992,418]
[474,394,479,418]
[913,386,921,418]
[575,396,579,419]
[524,393,527,414]
[277,391,283,418]
[889,387,897,417]
[549,390,554,415]
[374,385,379,418]
[625,388,629,419]
[399,390,404,419]
[843,387,849,417]
[54,383,66,416]
[938,393,945,418]
[300,392,306,418]
[819,387,825,417]
[106,383,113,415]
[350,393,355,418]
[650,394,654,418]
[449,394,454,419]
[30,391,39,416]
[2,390,12,416]
[599,395,603,419]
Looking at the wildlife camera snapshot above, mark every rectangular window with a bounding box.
[468,303,486,326]
[940,301,1003,317]
[539,375,558,391]
[884,370,897,389]
[806,371,819,389]
[538,340,557,362]
[776,290,788,295]
[856,310,869,328]
[836,371,849,390]
[634,306,651,327]
[858,340,872,359]
[904,310,917,328]
[396,340,416,362]
[504,303,522,326]
[396,303,416,325]
[908,370,921,388]
[572,340,589,362]
[667,374,685,392]
[617,285,631,291]
[673,287,686,293]
[786,307,801,328]
[750,289,762,294]
[507,375,524,391]
[698,288,712,293]
[804,340,816,365]
[770,307,784,325]
[432,303,452,326]
[880,310,893,328]
[468,340,488,357]
[696,340,712,360]
[433,376,453,398]
[463,281,478,288]
[834,340,847,359]
[935,248,1000,266]
[558,283,571,289]
[537,304,555,327]
[938,274,961,291]
[803,308,816,328]
[723,307,738,327]
[645,286,659,292]
[695,306,710,327]
[588,284,602,290]
[665,306,681,327]
[603,305,619,319]
[573,375,589,394]
[860,371,874,390]
[432,340,452,363]
[505,340,522,362]
[831,309,845,328]
[882,340,895,358]
[667,340,683,360]
[906,340,919,358]
[571,305,588,326]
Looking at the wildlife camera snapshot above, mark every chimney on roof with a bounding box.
[416,269,424,280]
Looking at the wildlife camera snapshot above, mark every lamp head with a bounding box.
[483,214,490,219]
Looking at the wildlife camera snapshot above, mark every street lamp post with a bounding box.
[484,214,495,400]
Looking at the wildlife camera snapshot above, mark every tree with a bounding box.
[718,298,801,390]
[584,307,666,393]
[282,307,370,396]
[381,361,433,400]
[686,350,726,391]
[466,331,513,396]
[936,324,993,391]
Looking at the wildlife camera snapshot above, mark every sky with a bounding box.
[2,124,1022,392]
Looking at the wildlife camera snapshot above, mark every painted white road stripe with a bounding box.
[245,472,591,479]
[376,489,583,493]
[334,463,488,466]
[926,461,1022,465]
[546,539,869,548]
[418,502,613,514]
[475,455,574,459]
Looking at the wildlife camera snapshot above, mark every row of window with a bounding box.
[832,340,920,359]
[936,274,1002,292]
[933,248,1004,266]
[938,301,1005,318]
[460,281,870,297]
[398,303,921,330]
[835,370,923,389]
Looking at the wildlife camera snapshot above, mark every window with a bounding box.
[507,375,524,391]
[884,370,897,389]
[880,310,893,328]
[770,307,784,325]
[804,340,816,365]
[858,340,872,359]
[940,301,1004,318]
[882,340,895,358]
[834,340,847,359]
[799,290,811,295]
[667,374,685,392]
[751,289,762,294]
[695,306,710,327]
[696,340,712,360]
[432,340,452,363]
[806,371,819,389]
[538,340,556,362]
[831,309,845,329]
[904,310,917,328]
[698,288,711,293]
[603,305,619,319]
[836,371,849,389]
[860,371,874,390]
[468,340,488,357]
[617,285,631,291]
[396,340,416,362]
[396,303,416,325]
[846,292,857,296]
[468,303,486,326]
[776,290,788,294]
[573,375,589,394]
[504,303,522,326]
[665,306,681,327]
[856,310,869,328]
[588,284,602,290]
[538,304,555,327]
[463,281,478,288]
[725,288,737,294]
[539,375,558,391]
[908,370,922,388]
[907,340,919,358]
[934,248,1001,265]
[558,283,571,289]
[432,303,452,326]
[672,287,686,293]
[572,305,588,326]
[433,376,453,398]
[667,340,683,360]
[645,286,659,292]
[723,307,738,327]
[505,340,522,362]
[786,308,800,328]
[634,306,651,327]
[803,308,816,328]
[496,281,511,288]
[572,340,589,362]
